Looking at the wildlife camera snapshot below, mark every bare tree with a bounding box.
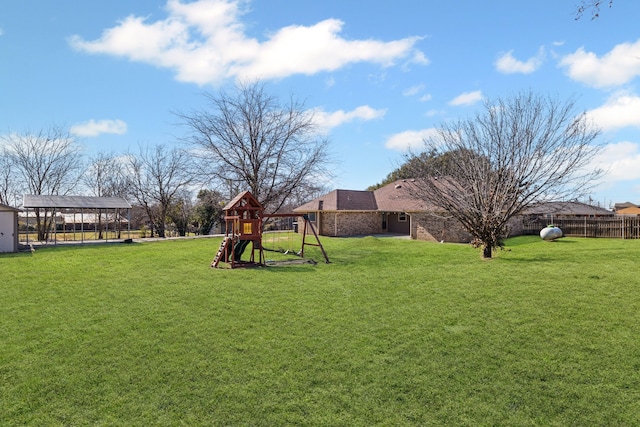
[176,81,331,213]
[82,152,130,198]
[82,152,132,238]
[576,0,613,19]
[0,147,19,206]
[405,92,603,258]
[2,126,83,240]
[126,144,194,238]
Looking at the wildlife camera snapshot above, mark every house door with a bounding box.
[387,212,410,235]
[0,212,15,253]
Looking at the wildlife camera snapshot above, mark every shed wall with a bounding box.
[0,210,18,253]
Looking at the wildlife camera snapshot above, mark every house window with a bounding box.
[307,212,317,222]
[398,212,407,222]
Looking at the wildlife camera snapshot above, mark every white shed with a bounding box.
[0,203,20,253]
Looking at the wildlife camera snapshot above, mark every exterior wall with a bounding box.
[318,211,383,237]
[306,210,525,243]
[299,208,531,242]
[0,210,18,253]
[412,213,524,242]
[411,212,473,243]
[387,212,410,234]
[507,216,524,237]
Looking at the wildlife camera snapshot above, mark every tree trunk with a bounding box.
[98,210,103,240]
[157,223,166,238]
[483,245,492,259]
[35,209,50,241]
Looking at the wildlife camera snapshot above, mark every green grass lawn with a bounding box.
[1,235,640,426]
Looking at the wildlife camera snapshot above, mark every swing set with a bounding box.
[211,191,329,269]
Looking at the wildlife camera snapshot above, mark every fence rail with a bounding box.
[522,217,640,239]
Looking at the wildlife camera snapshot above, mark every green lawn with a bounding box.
[1,236,640,426]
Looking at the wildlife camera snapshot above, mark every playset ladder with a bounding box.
[211,237,233,268]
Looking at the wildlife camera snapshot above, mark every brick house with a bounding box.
[614,202,640,216]
[293,180,473,243]
[616,206,640,215]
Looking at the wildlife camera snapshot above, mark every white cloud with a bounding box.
[313,105,386,130]
[449,90,483,106]
[69,0,425,85]
[410,50,430,66]
[402,50,430,71]
[325,76,336,88]
[71,119,128,137]
[559,39,640,88]
[495,47,545,74]
[419,93,432,102]
[586,92,640,131]
[0,28,4,36]
[385,128,439,151]
[591,141,640,182]
[403,84,425,97]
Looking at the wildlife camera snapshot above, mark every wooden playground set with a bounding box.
[211,191,329,268]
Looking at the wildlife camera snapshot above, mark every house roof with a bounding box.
[0,203,21,212]
[614,201,638,211]
[295,181,619,218]
[294,180,436,213]
[22,195,131,209]
[373,179,436,212]
[223,191,263,211]
[293,189,374,212]
[524,201,613,216]
[616,206,640,215]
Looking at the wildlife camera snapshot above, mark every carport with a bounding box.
[22,195,131,244]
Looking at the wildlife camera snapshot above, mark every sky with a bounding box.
[2,0,640,207]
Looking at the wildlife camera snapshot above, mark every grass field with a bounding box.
[1,235,640,425]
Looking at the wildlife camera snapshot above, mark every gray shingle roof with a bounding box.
[22,195,131,209]
[524,201,613,216]
[0,203,21,212]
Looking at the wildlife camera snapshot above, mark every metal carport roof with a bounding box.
[22,195,131,209]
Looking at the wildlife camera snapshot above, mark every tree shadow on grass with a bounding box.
[538,239,577,245]
[0,252,29,259]
[500,255,565,263]
[505,237,577,247]
[262,266,318,274]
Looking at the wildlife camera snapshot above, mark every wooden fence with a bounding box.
[522,217,640,239]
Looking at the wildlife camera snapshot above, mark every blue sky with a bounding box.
[2,0,640,207]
